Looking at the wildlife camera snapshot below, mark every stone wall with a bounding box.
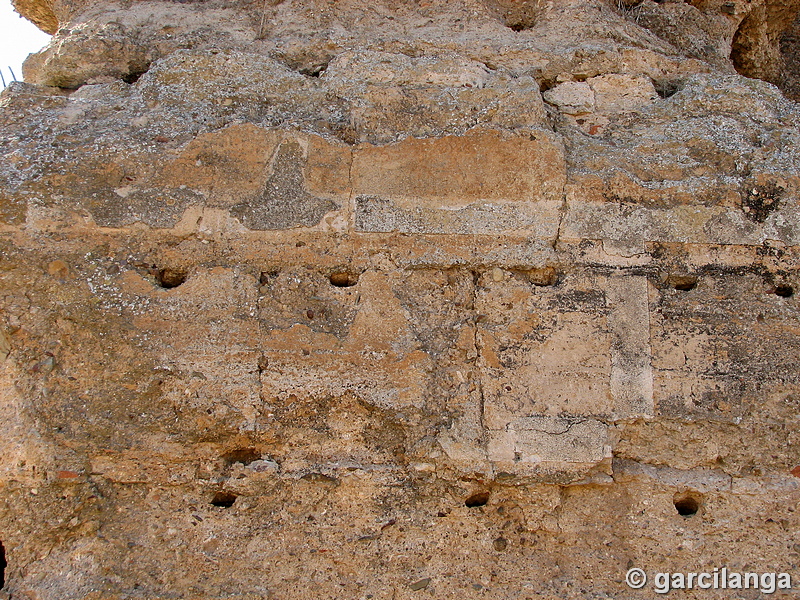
[1,0,800,598]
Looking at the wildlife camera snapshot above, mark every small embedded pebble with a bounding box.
[246,460,280,473]
[409,578,431,591]
[47,260,69,279]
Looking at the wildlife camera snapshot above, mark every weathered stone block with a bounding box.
[543,81,595,115]
[477,270,654,430]
[353,128,565,236]
[487,416,610,465]
[3,0,800,596]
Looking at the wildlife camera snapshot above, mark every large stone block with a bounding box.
[487,416,610,465]
[477,270,653,431]
[353,128,565,236]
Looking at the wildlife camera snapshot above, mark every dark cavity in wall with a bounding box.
[489,0,543,31]
[260,269,280,286]
[221,447,260,466]
[329,272,359,287]
[667,274,698,291]
[525,266,559,287]
[298,61,329,78]
[673,492,702,517]
[211,491,238,508]
[465,491,490,507]
[652,78,684,99]
[730,5,800,100]
[155,268,187,289]
[740,182,783,223]
[122,63,151,84]
[1,540,6,589]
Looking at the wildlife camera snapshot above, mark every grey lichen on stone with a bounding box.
[230,140,336,230]
[354,194,558,236]
[85,186,203,229]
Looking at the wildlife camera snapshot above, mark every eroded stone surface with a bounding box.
[2,0,800,598]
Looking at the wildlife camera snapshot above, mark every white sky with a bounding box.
[0,0,51,87]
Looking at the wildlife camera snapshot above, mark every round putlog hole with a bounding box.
[211,491,238,508]
[155,268,187,289]
[673,491,702,517]
[465,491,490,508]
[329,272,359,287]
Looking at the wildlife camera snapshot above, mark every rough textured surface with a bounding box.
[2,0,800,598]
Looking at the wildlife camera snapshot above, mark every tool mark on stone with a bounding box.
[512,417,588,436]
[0,330,11,362]
[469,269,487,438]
[409,577,431,590]
[301,472,339,484]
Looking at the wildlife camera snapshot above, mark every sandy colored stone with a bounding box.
[606,274,654,419]
[0,331,10,362]
[2,0,800,597]
[487,416,610,464]
[588,73,659,113]
[543,81,595,115]
[159,124,280,198]
[352,129,565,236]
[46,259,69,279]
[23,21,149,88]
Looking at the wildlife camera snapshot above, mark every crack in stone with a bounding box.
[468,269,487,448]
